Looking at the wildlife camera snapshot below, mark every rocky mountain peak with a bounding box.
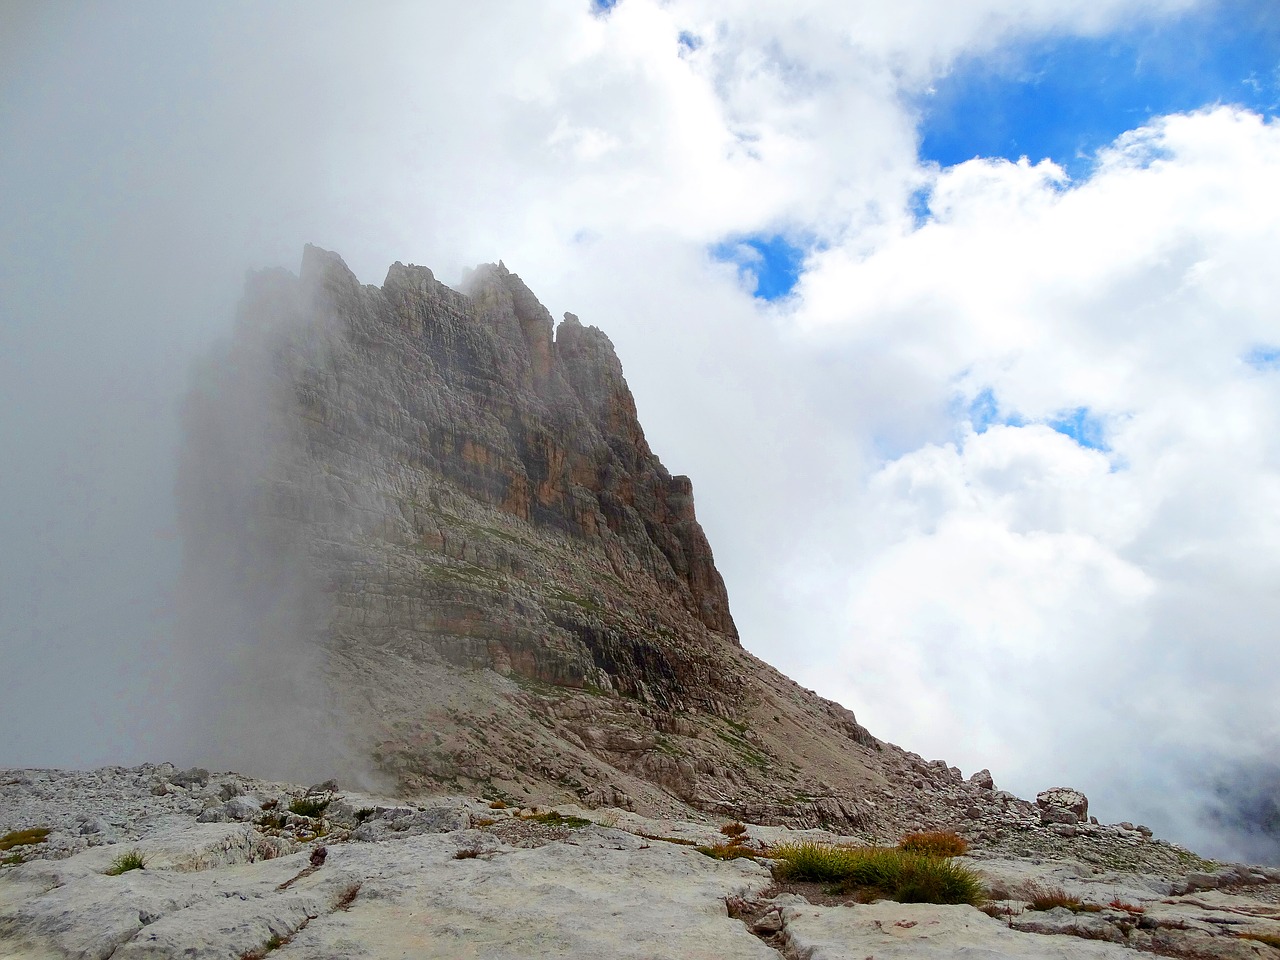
[177,246,1076,836]
[5,248,1271,960]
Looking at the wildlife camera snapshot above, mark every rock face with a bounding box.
[5,765,1280,960]
[170,248,1138,839]
[12,249,1273,956]
[1038,788,1090,825]
[183,248,735,694]
[179,246,900,829]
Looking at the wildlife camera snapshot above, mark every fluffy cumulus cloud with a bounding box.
[4,0,1279,858]
[783,107,1280,857]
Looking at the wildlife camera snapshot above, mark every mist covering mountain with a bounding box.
[171,243,927,831]
[1206,764,1280,866]
[5,1,1280,868]
[12,244,1280,960]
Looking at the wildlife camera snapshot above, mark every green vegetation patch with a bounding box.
[549,588,605,616]
[773,842,984,905]
[240,932,289,959]
[433,509,530,548]
[899,830,968,857]
[712,721,771,771]
[652,734,684,758]
[638,833,698,846]
[0,827,50,851]
[697,841,760,861]
[1026,884,1102,913]
[417,558,505,589]
[288,797,331,818]
[1173,848,1218,872]
[105,849,148,875]
[507,672,567,697]
[520,811,591,828]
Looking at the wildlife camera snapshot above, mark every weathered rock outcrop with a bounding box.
[184,247,733,689]
[171,248,1160,841]
[180,246,893,828]
[1038,788,1090,825]
[10,247,1269,957]
[4,766,1280,960]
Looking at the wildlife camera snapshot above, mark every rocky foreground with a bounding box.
[3,765,1280,959]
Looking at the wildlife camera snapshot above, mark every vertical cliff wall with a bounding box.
[179,246,979,835]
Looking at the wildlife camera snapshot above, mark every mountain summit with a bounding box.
[175,247,1080,841]
[6,246,1268,960]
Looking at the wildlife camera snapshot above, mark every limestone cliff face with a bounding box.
[182,246,954,834]
[320,247,734,640]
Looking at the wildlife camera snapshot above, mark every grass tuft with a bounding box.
[638,833,697,846]
[697,841,761,861]
[288,797,330,818]
[720,821,748,838]
[519,811,591,828]
[1107,898,1145,915]
[1026,884,1101,913]
[105,849,148,875]
[899,830,968,857]
[772,842,984,905]
[979,901,1019,922]
[0,827,50,852]
[240,932,289,959]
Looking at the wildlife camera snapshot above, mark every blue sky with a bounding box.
[966,388,1109,451]
[716,0,1280,301]
[710,233,808,300]
[920,0,1280,174]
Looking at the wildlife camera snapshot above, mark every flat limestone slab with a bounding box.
[283,836,779,959]
[780,900,1136,959]
[0,826,778,960]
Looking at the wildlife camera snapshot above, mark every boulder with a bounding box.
[223,796,263,822]
[171,767,211,789]
[1013,906,1127,944]
[1037,787,1089,823]
[351,805,471,842]
[77,817,109,835]
[1041,806,1080,827]
[968,769,995,791]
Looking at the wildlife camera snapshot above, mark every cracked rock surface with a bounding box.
[5,765,1280,959]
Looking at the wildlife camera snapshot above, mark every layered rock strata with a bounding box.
[173,248,1143,841]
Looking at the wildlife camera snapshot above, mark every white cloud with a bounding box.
[781,108,1280,851]
[5,0,1280,858]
